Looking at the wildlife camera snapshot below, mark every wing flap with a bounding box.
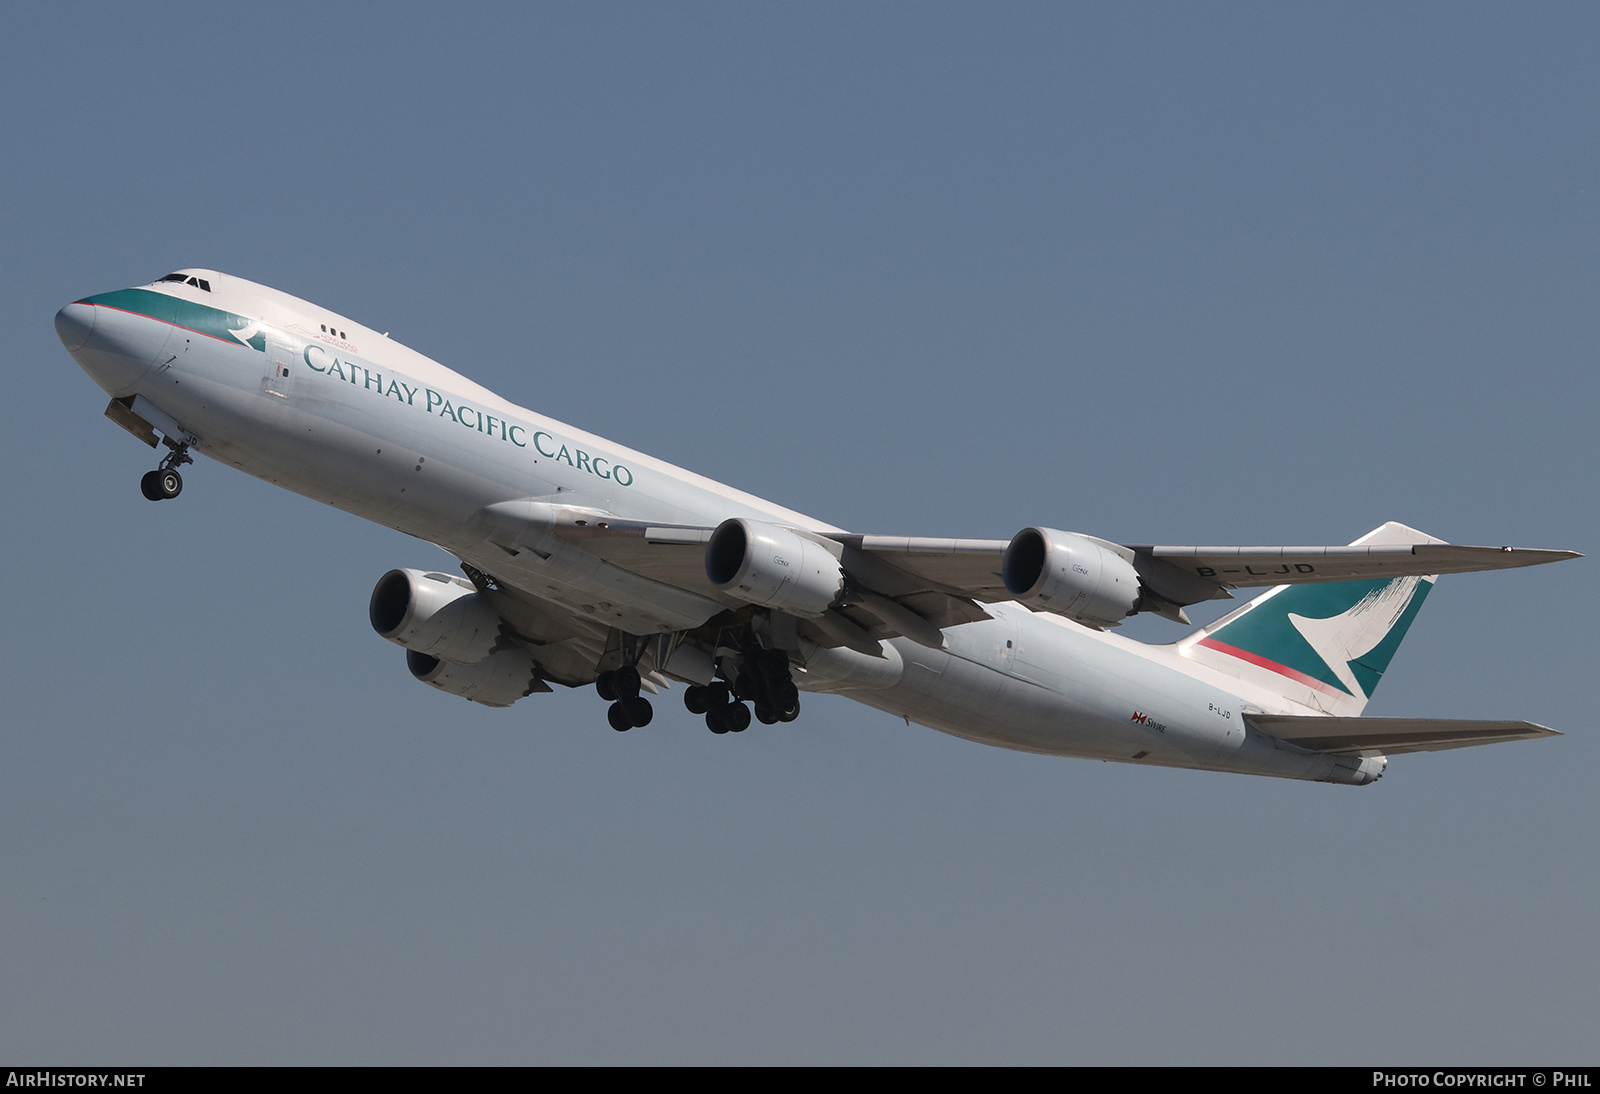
[1244,714,1561,755]
[839,535,1010,599]
[576,529,718,591]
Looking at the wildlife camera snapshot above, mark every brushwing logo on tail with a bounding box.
[1196,574,1435,700]
[1287,576,1424,698]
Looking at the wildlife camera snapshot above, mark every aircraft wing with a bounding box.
[830,535,1011,599]
[1243,714,1561,755]
[835,533,1580,628]
[555,521,994,645]
[837,536,1578,594]
[475,508,997,651]
[565,522,1014,603]
[479,505,1579,645]
[1130,542,1581,588]
[561,521,718,589]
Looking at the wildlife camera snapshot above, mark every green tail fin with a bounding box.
[1177,523,1441,715]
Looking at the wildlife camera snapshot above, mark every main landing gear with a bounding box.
[592,634,801,736]
[596,664,653,731]
[139,442,192,502]
[683,648,800,735]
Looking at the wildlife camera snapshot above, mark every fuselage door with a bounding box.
[264,340,296,398]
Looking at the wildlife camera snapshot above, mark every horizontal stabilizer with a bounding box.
[1244,714,1560,755]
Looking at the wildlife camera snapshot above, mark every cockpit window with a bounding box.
[157,273,211,291]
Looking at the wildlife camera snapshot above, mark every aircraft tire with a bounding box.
[725,702,751,733]
[596,670,619,701]
[706,709,729,734]
[683,686,709,714]
[755,703,779,725]
[614,665,641,699]
[623,696,653,727]
[139,471,163,501]
[607,703,632,731]
[156,469,183,499]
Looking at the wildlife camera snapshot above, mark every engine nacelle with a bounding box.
[369,568,505,665]
[1002,527,1141,628]
[705,519,845,617]
[406,647,542,707]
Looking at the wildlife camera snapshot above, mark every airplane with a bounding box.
[54,269,1580,785]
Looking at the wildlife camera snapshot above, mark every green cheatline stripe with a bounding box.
[81,288,264,351]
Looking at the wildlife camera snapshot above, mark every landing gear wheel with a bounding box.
[724,702,751,733]
[596,670,619,702]
[607,703,633,731]
[755,703,780,725]
[143,441,193,501]
[778,698,801,723]
[622,696,653,727]
[706,709,729,734]
[734,672,758,702]
[140,468,182,501]
[614,665,641,699]
[684,686,710,715]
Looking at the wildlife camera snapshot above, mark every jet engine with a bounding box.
[705,518,845,617]
[369,568,505,664]
[406,647,543,707]
[1002,527,1141,628]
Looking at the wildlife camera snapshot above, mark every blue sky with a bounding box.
[2,3,1595,1063]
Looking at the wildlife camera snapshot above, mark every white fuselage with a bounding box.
[58,271,1378,784]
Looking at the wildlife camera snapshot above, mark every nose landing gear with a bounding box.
[139,442,192,502]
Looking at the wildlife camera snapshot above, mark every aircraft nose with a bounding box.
[56,297,168,396]
[55,302,97,351]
